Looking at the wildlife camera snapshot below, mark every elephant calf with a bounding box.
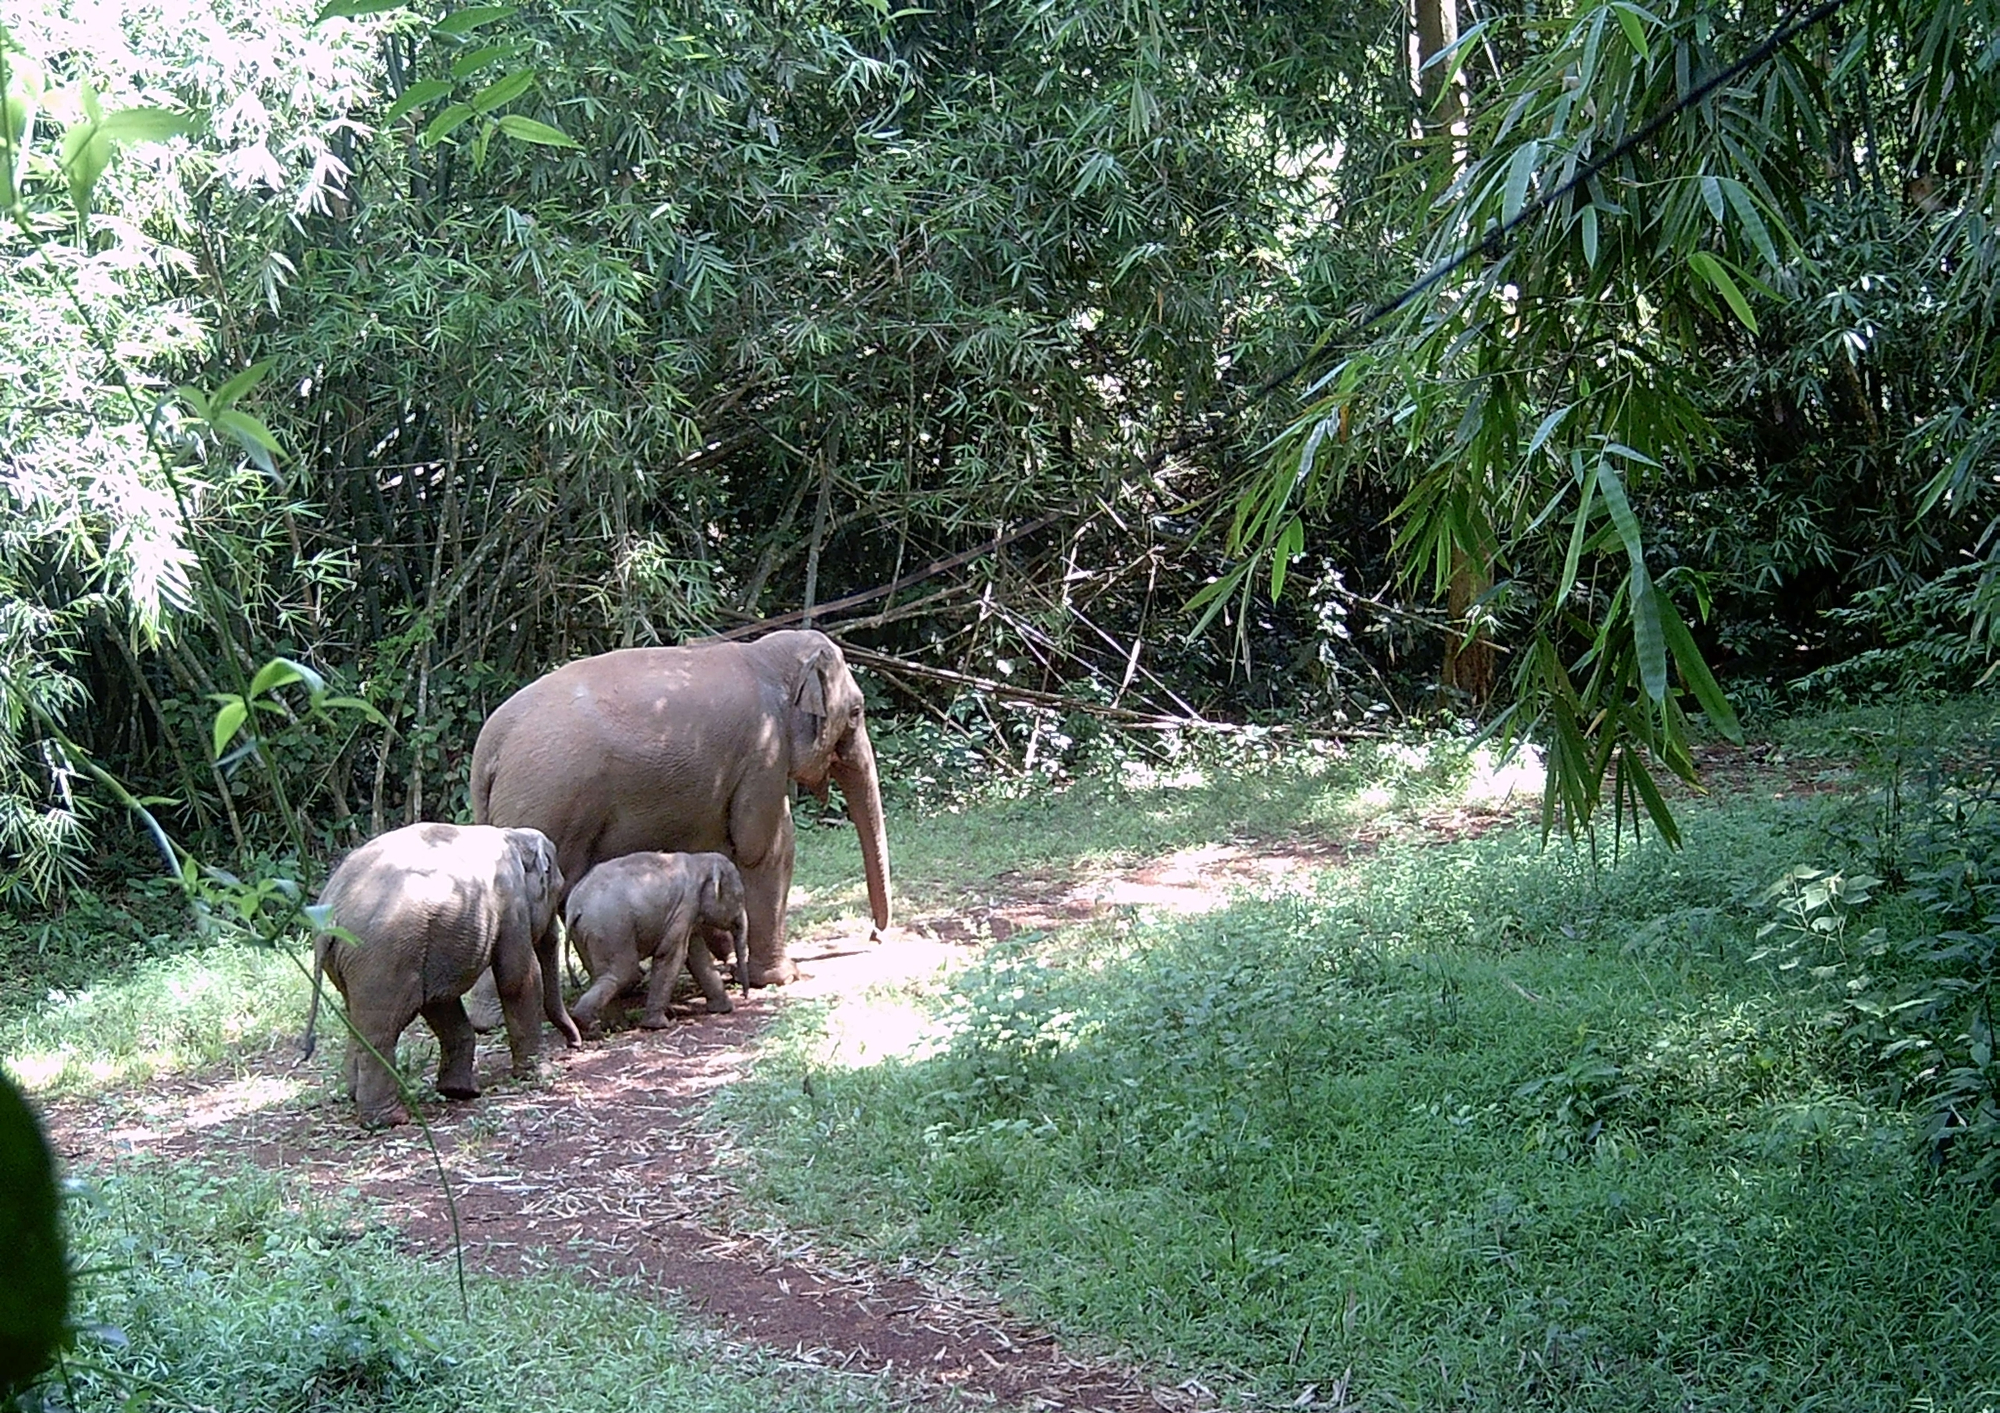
[565,851,750,1033]
[304,822,577,1128]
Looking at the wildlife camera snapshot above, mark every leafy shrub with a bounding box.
[1761,735,2000,1182]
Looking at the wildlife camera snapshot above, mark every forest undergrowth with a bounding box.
[12,698,2000,1412]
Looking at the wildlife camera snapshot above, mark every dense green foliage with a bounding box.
[5,0,1998,899]
[1227,0,2000,827]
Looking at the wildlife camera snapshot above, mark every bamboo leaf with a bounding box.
[1613,3,1649,61]
[1631,572,1667,703]
[1657,596,1742,739]
[60,121,110,215]
[1719,177,1781,269]
[1699,173,1723,223]
[211,698,249,759]
[1594,457,1646,570]
[1688,251,1758,333]
[452,45,515,80]
[320,695,390,726]
[210,360,272,412]
[382,79,453,128]
[495,113,581,148]
[470,70,535,113]
[1503,141,1539,224]
[248,659,309,697]
[1623,749,1680,846]
[315,0,405,19]
[1523,404,1571,463]
[432,3,516,34]
[1557,457,1596,603]
[98,107,192,144]
[421,102,478,147]
[1270,517,1304,601]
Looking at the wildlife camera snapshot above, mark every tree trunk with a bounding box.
[1412,0,1494,702]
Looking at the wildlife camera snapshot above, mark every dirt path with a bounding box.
[44,756,1818,1411]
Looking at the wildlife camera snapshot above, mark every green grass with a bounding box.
[718,789,2000,1410]
[788,728,1498,927]
[21,704,2000,1409]
[39,1159,909,1413]
[3,939,311,1095]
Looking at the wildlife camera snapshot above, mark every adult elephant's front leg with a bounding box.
[739,812,797,986]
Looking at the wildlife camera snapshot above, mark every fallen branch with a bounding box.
[712,514,1066,641]
[839,647,1392,738]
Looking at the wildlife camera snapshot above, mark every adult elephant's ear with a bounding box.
[0,1070,68,1397]
[788,642,837,781]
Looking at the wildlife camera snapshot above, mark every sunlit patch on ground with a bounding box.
[1119,761,1211,790]
[1460,744,1543,806]
[816,993,945,1069]
[96,1074,303,1147]
[6,1050,115,1091]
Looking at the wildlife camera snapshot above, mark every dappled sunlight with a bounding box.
[1460,744,1544,807]
[1118,760,1210,791]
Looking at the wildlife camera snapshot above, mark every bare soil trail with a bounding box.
[40,749,1817,1411]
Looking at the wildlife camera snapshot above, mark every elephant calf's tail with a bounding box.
[300,939,329,1062]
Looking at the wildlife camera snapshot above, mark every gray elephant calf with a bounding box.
[565,851,750,1032]
[304,822,579,1128]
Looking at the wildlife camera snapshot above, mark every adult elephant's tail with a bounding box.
[468,726,498,824]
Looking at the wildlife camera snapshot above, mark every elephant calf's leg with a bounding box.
[641,932,693,1028]
[423,999,480,1100]
[569,925,644,1034]
[349,1013,416,1128]
[491,948,546,1080]
[685,932,735,1014]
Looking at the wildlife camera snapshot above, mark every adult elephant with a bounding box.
[468,629,891,987]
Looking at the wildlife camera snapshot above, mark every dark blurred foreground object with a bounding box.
[0,1070,67,1396]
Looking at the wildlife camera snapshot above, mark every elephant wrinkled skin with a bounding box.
[304,822,577,1128]
[469,629,891,988]
[565,850,749,1032]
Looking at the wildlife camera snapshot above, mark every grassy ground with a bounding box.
[44,1160,907,1413]
[14,705,2000,1410]
[716,708,2000,1411]
[4,728,1457,1097]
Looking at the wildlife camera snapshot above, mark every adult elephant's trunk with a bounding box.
[833,719,892,933]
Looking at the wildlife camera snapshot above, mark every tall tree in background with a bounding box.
[1408,0,1494,702]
